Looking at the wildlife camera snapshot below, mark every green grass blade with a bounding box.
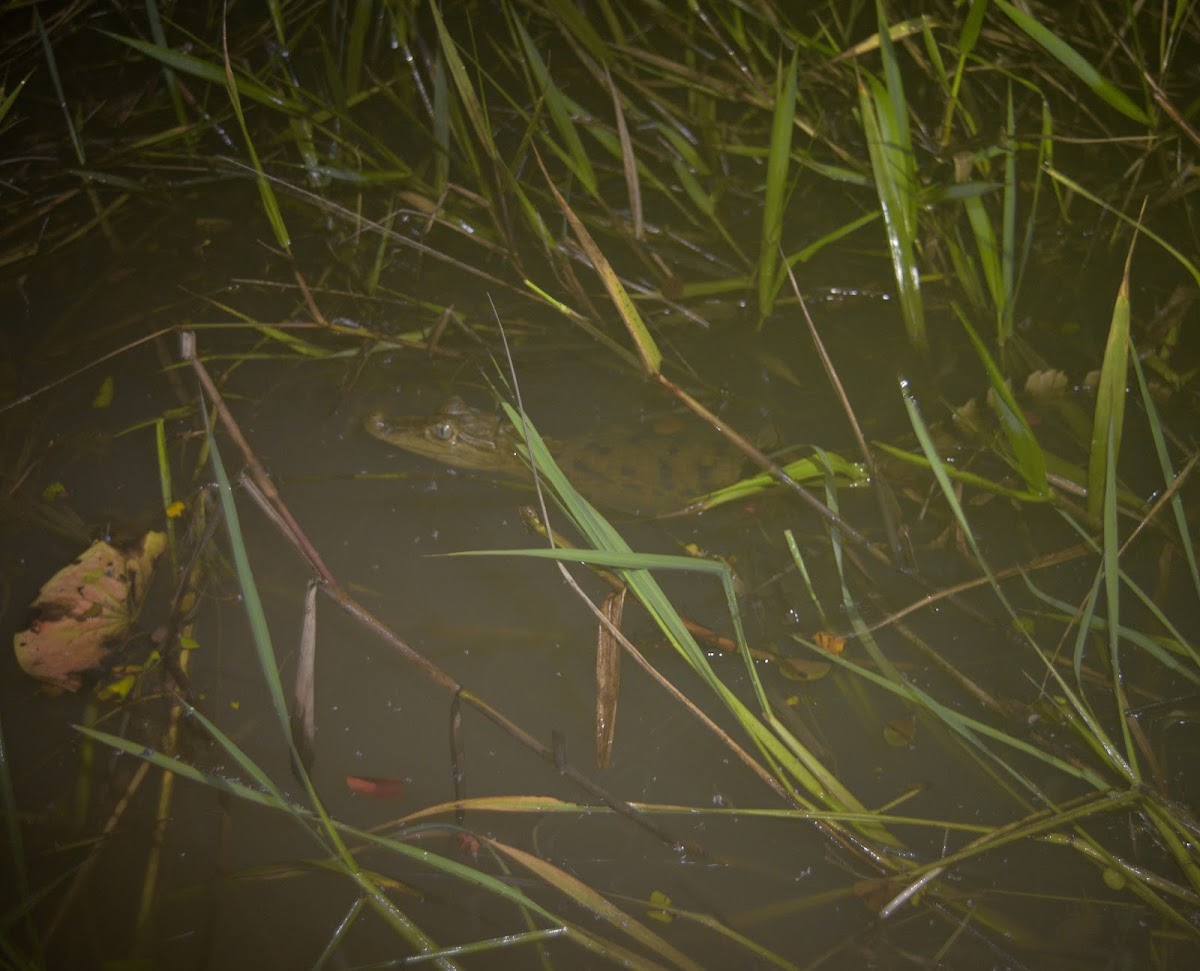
[35,8,84,165]
[343,0,372,98]
[543,0,612,65]
[143,0,188,128]
[937,0,987,145]
[538,167,662,374]
[431,40,451,193]
[859,6,925,348]
[495,403,897,846]
[1100,415,1137,772]
[484,840,704,971]
[1129,354,1200,598]
[873,442,1050,503]
[0,72,30,129]
[900,381,1015,609]
[101,32,302,113]
[999,86,1017,344]
[757,50,797,322]
[508,13,597,196]
[430,3,498,165]
[217,23,290,252]
[686,452,867,512]
[1019,539,1200,680]
[955,306,1049,496]
[1087,246,1133,519]
[72,726,578,957]
[785,209,879,266]
[805,642,1108,792]
[963,191,1003,322]
[859,74,924,348]
[993,0,1152,125]
[1043,167,1200,286]
[201,403,291,738]
[901,383,1134,785]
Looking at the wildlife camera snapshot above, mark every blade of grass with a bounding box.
[1043,167,1200,286]
[605,65,643,238]
[490,402,900,847]
[1087,233,1134,519]
[194,384,454,952]
[0,72,30,130]
[993,0,1152,125]
[507,12,597,197]
[483,838,703,971]
[901,380,1137,786]
[999,86,1018,345]
[1100,415,1136,774]
[807,639,1109,793]
[955,306,1049,496]
[859,4,925,348]
[873,442,1051,503]
[35,8,84,165]
[431,37,451,193]
[100,32,303,112]
[430,2,554,254]
[936,0,986,146]
[429,3,497,166]
[219,13,290,252]
[536,154,663,374]
[757,49,796,322]
[684,452,867,513]
[75,726,614,958]
[79,707,445,953]
[1128,354,1200,599]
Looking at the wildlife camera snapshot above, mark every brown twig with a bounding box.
[178,330,704,856]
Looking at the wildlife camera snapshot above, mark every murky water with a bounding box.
[4,274,1167,968]
[3,25,1197,969]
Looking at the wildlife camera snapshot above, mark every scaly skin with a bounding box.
[365,396,742,514]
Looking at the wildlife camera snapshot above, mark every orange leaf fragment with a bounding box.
[344,775,406,799]
[813,631,846,655]
[456,832,481,860]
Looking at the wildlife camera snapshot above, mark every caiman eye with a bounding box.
[432,421,456,442]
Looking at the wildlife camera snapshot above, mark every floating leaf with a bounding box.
[778,657,831,683]
[98,673,136,701]
[813,631,846,656]
[646,890,674,923]
[751,350,805,388]
[92,375,114,408]
[13,531,166,691]
[883,713,918,748]
[1024,369,1068,400]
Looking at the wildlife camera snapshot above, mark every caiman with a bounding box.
[364,396,745,515]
